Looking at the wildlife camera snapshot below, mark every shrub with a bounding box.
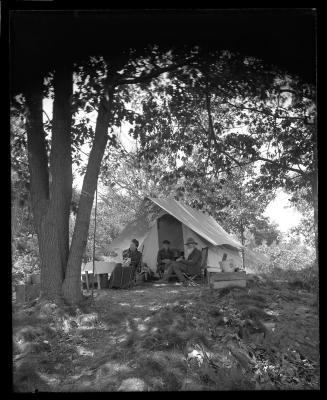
[12,234,40,286]
[255,237,315,272]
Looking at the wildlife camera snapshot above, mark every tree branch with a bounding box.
[43,109,52,124]
[109,177,143,201]
[225,100,307,122]
[116,57,196,86]
[73,144,90,157]
[203,84,243,169]
[254,155,307,176]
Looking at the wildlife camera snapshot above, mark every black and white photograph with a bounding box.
[9,5,318,392]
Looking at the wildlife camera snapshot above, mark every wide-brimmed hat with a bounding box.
[184,237,197,245]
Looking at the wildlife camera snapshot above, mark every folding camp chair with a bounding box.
[183,247,209,286]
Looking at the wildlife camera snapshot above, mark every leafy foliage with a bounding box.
[288,188,315,247]
[254,235,315,273]
[125,50,315,219]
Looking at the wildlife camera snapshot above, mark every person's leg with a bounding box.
[158,262,175,282]
[157,263,164,277]
[171,262,188,282]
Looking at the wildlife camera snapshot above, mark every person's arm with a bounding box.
[183,249,202,266]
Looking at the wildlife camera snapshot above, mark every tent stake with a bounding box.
[92,179,98,299]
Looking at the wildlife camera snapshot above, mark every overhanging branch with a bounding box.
[116,56,197,86]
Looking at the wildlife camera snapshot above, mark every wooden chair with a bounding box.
[183,247,209,286]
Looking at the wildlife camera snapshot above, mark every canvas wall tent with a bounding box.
[82,197,243,276]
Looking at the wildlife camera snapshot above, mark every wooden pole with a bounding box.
[92,179,98,298]
[85,271,90,292]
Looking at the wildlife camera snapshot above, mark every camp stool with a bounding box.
[182,274,200,286]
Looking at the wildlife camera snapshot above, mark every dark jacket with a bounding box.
[157,248,175,265]
[180,247,202,275]
[122,248,142,271]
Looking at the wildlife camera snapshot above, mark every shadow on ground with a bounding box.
[13,280,320,391]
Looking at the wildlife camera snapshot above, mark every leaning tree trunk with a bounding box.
[311,117,319,312]
[240,219,245,270]
[62,90,114,304]
[312,175,318,266]
[25,64,73,299]
[312,118,318,268]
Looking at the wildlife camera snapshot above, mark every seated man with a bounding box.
[157,237,202,283]
[156,240,174,276]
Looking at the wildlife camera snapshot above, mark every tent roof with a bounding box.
[109,197,242,251]
[149,197,242,249]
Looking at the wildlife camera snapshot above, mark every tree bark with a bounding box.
[62,89,114,304]
[25,65,73,299]
[312,119,318,268]
[312,175,318,265]
[49,64,73,278]
[240,219,245,270]
[25,78,49,229]
[25,76,61,298]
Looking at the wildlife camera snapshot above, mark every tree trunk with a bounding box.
[312,175,318,266]
[62,91,114,304]
[38,214,66,298]
[49,64,73,278]
[240,219,245,270]
[25,65,73,299]
[312,119,318,268]
[25,76,61,298]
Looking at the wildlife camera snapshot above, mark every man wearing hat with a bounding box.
[157,237,202,283]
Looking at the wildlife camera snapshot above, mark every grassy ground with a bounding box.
[13,278,319,392]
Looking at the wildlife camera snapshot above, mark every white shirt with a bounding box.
[185,247,195,258]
